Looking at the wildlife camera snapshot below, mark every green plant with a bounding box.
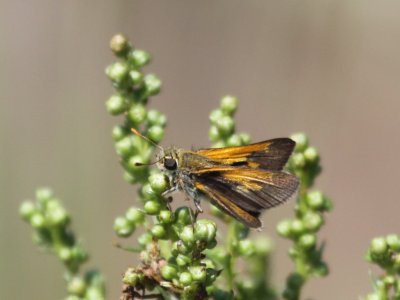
[363,234,400,300]
[19,189,105,300]
[20,34,339,300]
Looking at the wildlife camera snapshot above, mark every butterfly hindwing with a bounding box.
[193,167,299,228]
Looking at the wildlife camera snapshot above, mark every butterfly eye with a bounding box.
[164,158,177,170]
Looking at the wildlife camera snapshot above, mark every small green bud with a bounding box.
[58,247,72,261]
[172,240,191,255]
[227,134,242,147]
[128,104,147,125]
[147,110,167,127]
[386,234,400,251]
[110,34,130,56]
[306,191,325,210]
[254,237,273,255]
[179,272,193,286]
[151,224,167,239]
[141,184,158,201]
[239,133,251,145]
[383,275,395,285]
[112,125,128,141]
[238,239,256,256]
[180,225,195,244]
[195,220,217,243]
[291,153,306,169]
[158,210,174,224]
[147,125,164,143]
[114,216,135,237]
[176,254,191,267]
[291,133,308,152]
[304,146,319,163]
[138,232,152,247]
[71,246,88,263]
[144,74,162,96]
[129,49,151,67]
[277,219,292,238]
[206,239,217,250]
[129,70,143,86]
[47,206,69,226]
[149,173,169,194]
[106,62,129,82]
[30,213,46,229]
[65,296,80,300]
[303,212,323,232]
[175,207,192,225]
[290,219,305,236]
[370,237,388,256]
[286,273,304,289]
[209,109,224,124]
[127,155,146,170]
[106,95,126,115]
[123,171,136,184]
[208,125,220,142]
[216,116,235,136]
[143,201,161,215]
[19,201,36,221]
[115,136,133,157]
[205,268,220,285]
[299,233,317,249]
[160,264,178,280]
[220,95,238,115]
[189,266,206,282]
[212,141,226,148]
[194,222,209,241]
[125,207,145,224]
[36,188,53,203]
[123,268,139,286]
[67,276,86,296]
[393,254,400,270]
[364,295,380,300]
[314,262,328,276]
[85,287,104,300]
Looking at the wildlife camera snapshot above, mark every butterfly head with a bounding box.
[156,147,179,173]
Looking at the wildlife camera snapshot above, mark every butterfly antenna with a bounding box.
[130,128,164,167]
[134,158,163,167]
[131,128,164,151]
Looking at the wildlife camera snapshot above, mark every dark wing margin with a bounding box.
[196,138,295,171]
[193,168,299,228]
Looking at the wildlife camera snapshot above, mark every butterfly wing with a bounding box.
[196,138,295,171]
[192,167,299,228]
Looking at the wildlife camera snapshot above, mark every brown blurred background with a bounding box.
[2,1,400,299]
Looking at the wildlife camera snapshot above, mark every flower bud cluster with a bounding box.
[106,34,166,185]
[107,35,221,298]
[205,97,277,298]
[277,134,332,300]
[20,188,105,300]
[363,234,400,299]
[159,218,219,294]
[208,95,251,148]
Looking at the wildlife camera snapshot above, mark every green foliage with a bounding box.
[19,188,105,300]
[20,33,380,300]
[363,234,400,300]
[278,133,332,300]
[106,34,219,299]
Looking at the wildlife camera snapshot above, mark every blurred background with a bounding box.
[1,1,400,299]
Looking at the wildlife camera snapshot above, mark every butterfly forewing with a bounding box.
[196,138,295,171]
